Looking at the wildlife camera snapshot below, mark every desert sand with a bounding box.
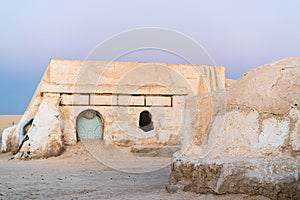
[0,115,21,128]
[0,115,269,199]
[0,142,269,200]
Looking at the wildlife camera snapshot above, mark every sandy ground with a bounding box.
[0,142,270,200]
[0,115,269,199]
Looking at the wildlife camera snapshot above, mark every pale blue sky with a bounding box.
[1,0,300,114]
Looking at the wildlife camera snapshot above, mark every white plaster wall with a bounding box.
[184,58,300,162]
[60,95,184,146]
[259,118,290,149]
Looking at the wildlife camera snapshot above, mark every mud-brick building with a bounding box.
[1,59,225,158]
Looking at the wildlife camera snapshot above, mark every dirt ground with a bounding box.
[0,115,268,199]
[0,142,270,200]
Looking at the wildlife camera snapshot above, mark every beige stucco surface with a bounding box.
[1,59,225,158]
[182,57,300,160]
[170,57,300,199]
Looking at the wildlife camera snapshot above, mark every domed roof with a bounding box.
[227,57,300,115]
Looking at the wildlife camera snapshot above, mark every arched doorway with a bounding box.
[77,110,103,139]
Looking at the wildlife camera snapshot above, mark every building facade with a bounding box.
[2,59,225,158]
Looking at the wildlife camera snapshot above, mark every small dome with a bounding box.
[227,57,300,115]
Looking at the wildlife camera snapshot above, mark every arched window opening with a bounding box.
[139,110,154,132]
